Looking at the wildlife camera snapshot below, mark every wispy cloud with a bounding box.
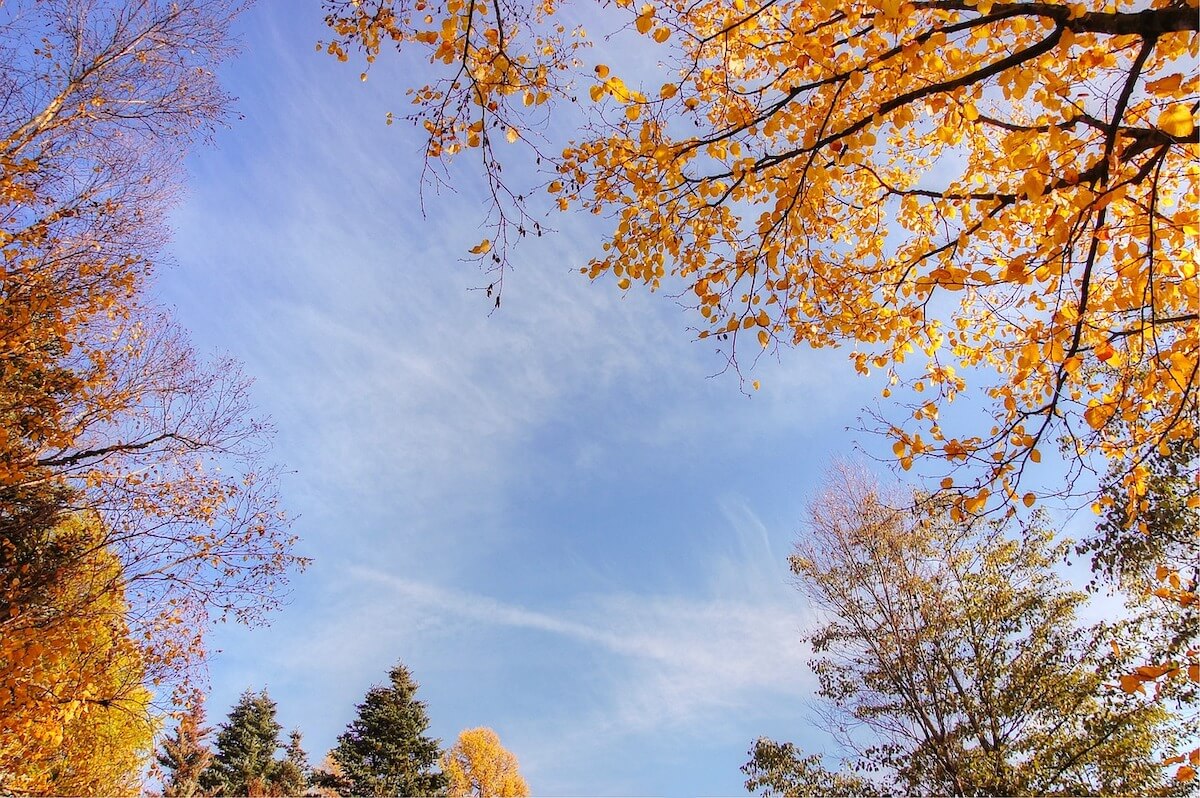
[348,495,814,736]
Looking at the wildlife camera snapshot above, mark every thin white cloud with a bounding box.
[346,495,814,739]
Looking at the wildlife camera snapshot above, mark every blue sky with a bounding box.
[153,2,923,794]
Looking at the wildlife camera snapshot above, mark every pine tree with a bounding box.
[201,689,285,796]
[326,662,446,796]
[273,730,310,797]
[158,699,215,798]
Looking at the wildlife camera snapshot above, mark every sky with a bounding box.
[154,1,958,794]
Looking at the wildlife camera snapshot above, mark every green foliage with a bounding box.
[1082,439,1198,660]
[273,730,311,798]
[742,738,881,797]
[747,465,1186,797]
[201,689,296,796]
[326,662,446,797]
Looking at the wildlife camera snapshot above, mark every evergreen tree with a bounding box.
[273,730,310,797]
[201,689,286,796]
[326,662,446,796]
[158,699,215,798]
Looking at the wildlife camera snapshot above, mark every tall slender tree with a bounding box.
[273,730,311,798]
[158,698,216,798]
[1,0,302,711]
[325,662,446,797]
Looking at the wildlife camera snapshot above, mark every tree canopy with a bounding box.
[442,727,529,798]
[325,661,447,797]
[743,464,1187,796]
[0,515,157,796]
[201,688,299,797]
[321,0,1198,516]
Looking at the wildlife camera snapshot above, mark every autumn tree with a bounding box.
[441,728,528,798]
[1,0,302,701]
[321,0,1198,517]
[746,464,1187,796]
[158,698,217,798]
[201,688,304,797]
[0,515,158,796]
[324,661,447,797]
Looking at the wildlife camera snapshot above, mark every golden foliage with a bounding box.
[323,0,1198,513]
[441,727,529,797]
[0,515,157,796]
[1,0,303,701]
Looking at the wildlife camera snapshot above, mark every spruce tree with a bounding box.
[158,699,215,797]
[201,689,285,796]
[274,729,310,797]
[327,662,446,796]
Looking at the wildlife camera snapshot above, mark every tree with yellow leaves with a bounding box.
[321,0,1197,520]
[0,514,157,796]
[1,0,302,701]
[442,727,529,798]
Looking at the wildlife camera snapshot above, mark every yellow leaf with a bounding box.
[617,277,631,290]
[1029,448,1041,463]
[1022,492,1035,507]
[1022,170,1044,199]
[757,329,769,347]
[1118,674,1145,694]
[752,380,760,391]
[635,12,654,34]
[506,127,519,143]
[1145,73,1182,94]
[660,83,678,99]
[1158,104,1195,138]
[652,26,671,43]
[469,239,492,255]
[1083,404,1108,430]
